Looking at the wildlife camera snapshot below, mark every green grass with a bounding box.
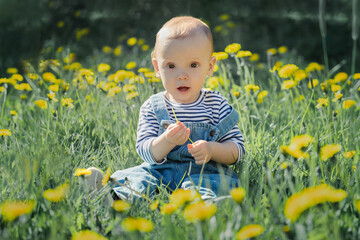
[0,44,359,240]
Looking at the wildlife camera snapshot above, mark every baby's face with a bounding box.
[152,31,216,104]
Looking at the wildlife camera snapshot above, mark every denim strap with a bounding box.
[215,106,239,140]
[150,92,170,125]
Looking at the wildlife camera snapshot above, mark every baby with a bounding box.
[87,16,245,202]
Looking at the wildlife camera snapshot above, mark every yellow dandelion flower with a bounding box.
[219,14,230,21]
[352,166,357,172]
[43,182,69,202]
[137,38,144,46]
[343,151,355,158]
[278,46,288,54]
[230,187,246,204]
[267,48,277,55]
[48,84,59,92]
[281,80,297,90]
[34,100,48,109]
[257,90,268,103]
[20,94,27,99]
[320,144,341,161]
[127,37,137,46]
[236,50,252,58]
[10,110,17,116]
[102,46,112,54]
[7,67,18,74]
[0,129,12,137]
[149,200,159,211]
[206,76,219,89]
[293,70,307,82]
[113,200,131,212]
[316,98,329,109]
[126,91,139,100]
[280,145,309,159]
[225,43,241,54]
[113,45,121,56]
[353,73,360,79]
[102,167,111,186]
[212,52,228,61]
[284,184,347,222]
[305,62,324,73]
[169,189,201,207]
[57,46,63,53]
[11,74,23,81]
[280,162,289,169]
[183,201,217,222]
[0,86,5,92]
[61,98,74,108]
[47,92,58,102]
[334,72,348,82]
[244,84,260,93]
[126,61,136,70]
[14,83,32,91]
[330,84,341,92]
[249,53,259,62]
[27,73,39,80]
[138,68,150,73]
[122,217,154,232]
[141,44,149,51]
[71,230,107,240]
[74,168,92,176]
[236,224,264,240]
[354,200,360,213]
[213,25,222,33]
[290,134,313,149]
[98,63,111,72]
[332,92,343,102]
[283,225,290,232]
[343,100,356,109]
[160,202,178,215]
[0,200,36,222]
[278,64,299,79]
[123,84,136,92]
[308,79,319,89]
[42,72,57,83]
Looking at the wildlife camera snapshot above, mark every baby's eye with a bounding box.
[190,63,198,68]
[168,64,175,69]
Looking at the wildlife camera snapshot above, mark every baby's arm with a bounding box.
[151,122,190,162]
[188,140,239,165]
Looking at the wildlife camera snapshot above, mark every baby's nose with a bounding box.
[177,71,189,80]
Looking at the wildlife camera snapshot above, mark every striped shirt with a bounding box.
[136,89,246,165]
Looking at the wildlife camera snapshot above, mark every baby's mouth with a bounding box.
[177,86,190,92]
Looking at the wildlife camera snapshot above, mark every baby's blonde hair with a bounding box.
[152,16,213,58]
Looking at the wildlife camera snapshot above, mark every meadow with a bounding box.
[0,31,360,239]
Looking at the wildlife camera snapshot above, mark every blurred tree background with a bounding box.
[0,0,358,73]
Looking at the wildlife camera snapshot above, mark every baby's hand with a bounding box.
[187,140,212,165]
[164,121,190,146]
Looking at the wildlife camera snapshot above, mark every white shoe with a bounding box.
[85,167,104,192]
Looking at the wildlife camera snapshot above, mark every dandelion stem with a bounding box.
[171,108,194,144]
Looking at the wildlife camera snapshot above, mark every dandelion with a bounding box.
[280,145,309,159]
[257,90,268,103]
[0,129,12,137]
[127,37,137,46]
[49,84,59,92]
[236,50,252,58]
[344,151,355,158]
[76,28,89,41]
[122,217,154,232]
[11,74,23,81]
[138,68,150,73]
[332,92,343,102]
[354,200,360,213]
[47,92,58,102]
[267,48,277,55]
[206,76,219,89]
[278,46,288,54]
[102,46,112,54]
[230,187,246,204]
[20,94,27,99]
[278,64,299,79]
[43,182,69,202]
[284,184,347,222]
[249,53,259,62]
[352,166,357,172]
[169,189,201,207]
[0,200,36,222]
[0,86,5,92]
[290,134,313,148]
[283,225,290,232]
[160,202,178,215]
[320,144,341,161]
[113,45,121,56]
[34,100,48,109]
[142,44,149,51]
[183,201,217,222]
[244,84,260,93]
[126,92,139,100]
[293,70,307,82]
[316,98,329,109]
[74,168,92,176]
[123,84,136,92]
[149,200,159,211]
[7,67,18,74]
[330,84,341,92]
[308,79,319,88]
[353,73,360,79]
[113,200,131,212]
[10,110,17,116]
[126,61,136,70]
[236,224,264,240]
[305,62,324,73]
[71,230,107,240]
[212,52,228,61]
[219,14,230,21]
[334,72,348,82]
[98,63,111,72]
[102,167,111,186]
[343,100,356,109]
[61,98,74,108]
[280,162,289,169]
[14,83,32,91]
[225,43,241,54]
[107,86,122,97]
[281,80,297,90]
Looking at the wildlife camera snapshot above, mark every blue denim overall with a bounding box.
[111,92,240,201]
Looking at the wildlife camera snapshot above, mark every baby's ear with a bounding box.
[152,58,160,77]
[207,56,217,77]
